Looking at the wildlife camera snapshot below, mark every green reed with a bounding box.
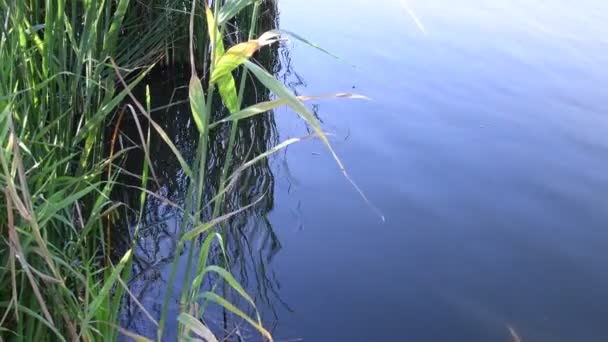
[0,0,173,340]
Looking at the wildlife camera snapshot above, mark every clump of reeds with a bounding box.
[0,0,369,340]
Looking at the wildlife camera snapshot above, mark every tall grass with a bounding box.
[0,0,177,339]
[0,0,369,340]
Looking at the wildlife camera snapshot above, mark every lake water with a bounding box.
[117,0,608,341]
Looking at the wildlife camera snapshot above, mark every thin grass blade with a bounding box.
[178,313,218,342]
[244,60,385,221]
[199,292,272,341]
[217,0,255,25]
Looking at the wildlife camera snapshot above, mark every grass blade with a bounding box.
[83,249,133,327]
[178,313,218,342]
[217,0,255,25]
[204,265,256,309]
[199,292,272,341]
[244,60,385,221]
[270,29,350,64]
[189,76,207,133]
[181,194,265,242]
[209,93,368,129]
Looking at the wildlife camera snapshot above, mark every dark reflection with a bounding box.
[109,1,296,339]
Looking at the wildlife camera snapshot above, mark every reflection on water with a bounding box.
[114,0,608,341]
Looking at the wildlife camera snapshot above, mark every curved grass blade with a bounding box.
[189,76,207,133]
[83,249,133,329]
[244,60,385,221]
[189,233,220,303]
[115,325,154,342]
[209,93,368,129]
[209,99,286,129]
[147,115,194,179]
[227,137,308,182]
[204,265,257,309]
[217,0,255,25]
[75,64,153,144]
[0,302,66,342]
[270,29,351,65]
[199,292,272,341]
[178,313,218,342]
[111,60,193,179]
[244,60,342,163]
[181,194,265,242]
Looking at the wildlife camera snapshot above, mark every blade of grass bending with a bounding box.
[209,99,287,129]
[244,60,385,221]
[147,116,194,179]
[209,93,369,129]
[5,189,55,328]
[275,29,392,88]
[226,137,309,184]
[124,104,161,190]
[116,276,157,327]
[0,71,73,102]
[203,265,257,310]
[83,249,133,333]
[181,193,266,242]
[211,137,309,212]
[110,111,154,337]
[0,302,66,342]
[217,0,255,25]
[114,325,153,342]
[75,64,153,144]
[199,292,272,341]
[178,313,218,342]
[244,60,338,155]
[189,233,219,304]
[270,29,351,65]
[111,59,193,179]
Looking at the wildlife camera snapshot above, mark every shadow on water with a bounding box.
[108,2,300,339]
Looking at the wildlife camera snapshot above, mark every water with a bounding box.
[116,1,608,341]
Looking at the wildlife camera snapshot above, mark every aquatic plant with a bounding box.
[0,0,367,340]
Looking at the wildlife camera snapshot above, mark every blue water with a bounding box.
[119,1,608,341]
[264,1,608,341]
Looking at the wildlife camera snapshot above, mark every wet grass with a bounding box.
[0,0,368,340]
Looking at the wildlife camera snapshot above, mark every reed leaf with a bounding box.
[217,0,255,25]
[198,292,272,342]
[189,76,207,133]
[178,313,218,342]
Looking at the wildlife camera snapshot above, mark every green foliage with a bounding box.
[0,0,164,339]
[0,0,369,340]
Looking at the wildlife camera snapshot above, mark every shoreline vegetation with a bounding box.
[0,0,368,340]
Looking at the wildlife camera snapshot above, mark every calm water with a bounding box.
[118,0,608,341]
